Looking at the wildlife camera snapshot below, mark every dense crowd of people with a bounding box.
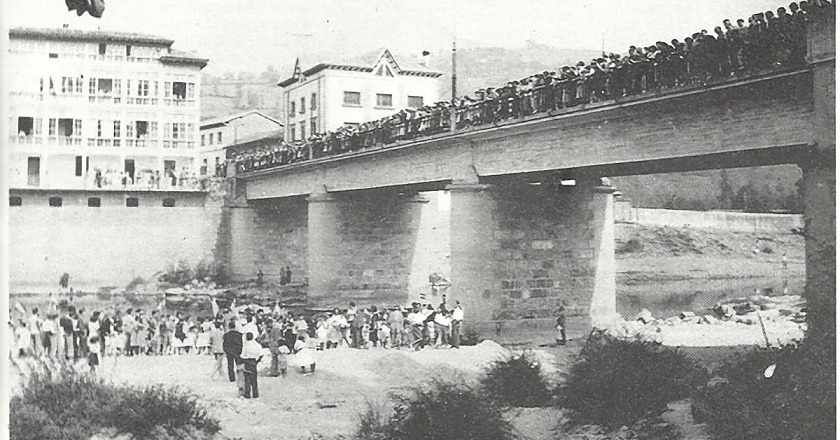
[10,298,465,399]
[91,167,204,190]
[232,1,833,175]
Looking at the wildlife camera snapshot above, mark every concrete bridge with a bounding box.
[223,17,835,338]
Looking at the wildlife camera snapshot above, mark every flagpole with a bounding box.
[451,38,457,101]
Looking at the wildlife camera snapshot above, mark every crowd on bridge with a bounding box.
[231,1,833,175]
[10,298,465,399]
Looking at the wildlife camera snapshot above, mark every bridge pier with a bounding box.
[447,178,618,340]
[306,189,428,308]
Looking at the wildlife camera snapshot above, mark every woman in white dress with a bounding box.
[294,334,316,374]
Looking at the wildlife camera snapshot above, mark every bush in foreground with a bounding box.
[557,331,704,429]
[480,352,552,407]
[692,330,835,440]
[10,361,220,440]
[355,379,514,440]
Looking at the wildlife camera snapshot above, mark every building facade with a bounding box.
[277,50,443,142]
[199,110,282,176]
[7,27,207,198]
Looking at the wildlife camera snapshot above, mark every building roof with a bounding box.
[160,48,209,68]
[200,110,283,130]
[278,49,443,87]
[9,27,174,46]
[225,129,285,150]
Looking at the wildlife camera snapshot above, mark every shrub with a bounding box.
[692,331,835,440]
[355,379,514,440]
[557,331,704,429]
[617,238,644,254]
[480,352,552,407]
[11,360,221,440]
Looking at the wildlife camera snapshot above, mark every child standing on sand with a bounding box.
[555,306,567,346]
[294,334,316,374]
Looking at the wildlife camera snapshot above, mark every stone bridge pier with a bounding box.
[447,177,618,339]
[307,189,429,308]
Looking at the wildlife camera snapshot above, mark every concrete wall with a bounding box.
[8,191,220,293]
[615,203,804,233]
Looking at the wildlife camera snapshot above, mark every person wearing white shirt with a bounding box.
[434,310,452,347]
[294,334,316,374]
[238,315,259,344]
[27,309,42,356]
[451,301,464,349]
[406,304,426,350]
[240,332,263,399]
[15,320,32,358]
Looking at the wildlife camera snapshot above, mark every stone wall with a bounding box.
[222,197,309,285]
[448,180,616,339]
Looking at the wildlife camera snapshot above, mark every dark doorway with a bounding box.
[125,159,135,181]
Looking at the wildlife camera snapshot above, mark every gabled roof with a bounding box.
[278,49,443,87]
[200,110,283,130]
[9,27,173,46]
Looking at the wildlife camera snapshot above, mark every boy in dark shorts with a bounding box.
[88,335,100,375]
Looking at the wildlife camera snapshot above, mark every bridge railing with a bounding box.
[232,3,833,177]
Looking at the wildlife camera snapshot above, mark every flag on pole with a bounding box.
[14,302,27,315]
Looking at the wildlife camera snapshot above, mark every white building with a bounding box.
[277,50,443,142]
[7,27,207,197]
[199,110,282,176]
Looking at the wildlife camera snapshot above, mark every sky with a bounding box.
[4,0,788,75]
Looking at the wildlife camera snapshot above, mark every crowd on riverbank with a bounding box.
[231,1,834,175]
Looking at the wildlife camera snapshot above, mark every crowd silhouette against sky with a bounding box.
[232,1,833,175]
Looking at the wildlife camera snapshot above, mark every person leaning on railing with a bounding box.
[230,1,831,173]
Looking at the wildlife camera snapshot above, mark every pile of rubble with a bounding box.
[597,295,807,347]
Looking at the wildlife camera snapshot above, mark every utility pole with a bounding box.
[451,39,457,101]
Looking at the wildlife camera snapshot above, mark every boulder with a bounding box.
[634,308,655,324]
[679,311,696,319]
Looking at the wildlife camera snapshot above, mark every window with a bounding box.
[343,91,361,106]
[97,120,103,137]
[187,83,195,99]
[49,197,62,207]
[114,120,121,138]
[290,101,296,115]
[217,132,222,144]
[97,78,113,94]
[87,197,101,207]
[28,157,40,187]
[300,97,305,114]
[311,92,317,110]
[310,118,318,135]
[126,45,131,56]
[299,122,306,140]
[172,82,187,99]
[75,156,83,176]
[201,134,205,146]
[58,118,74,136]
[126,197,139,207]
[17,117,34,136]
[376,93,393,108]
[162,198,176,207]
[408,95,424,108]
[9,196,22,207]
[209,133,214,145]
[136,121,149,138]
[137,80,149,97]
[98,43,106,55]
[48,119,56,136]
[48,53,58,59]
[290,126,296,141]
